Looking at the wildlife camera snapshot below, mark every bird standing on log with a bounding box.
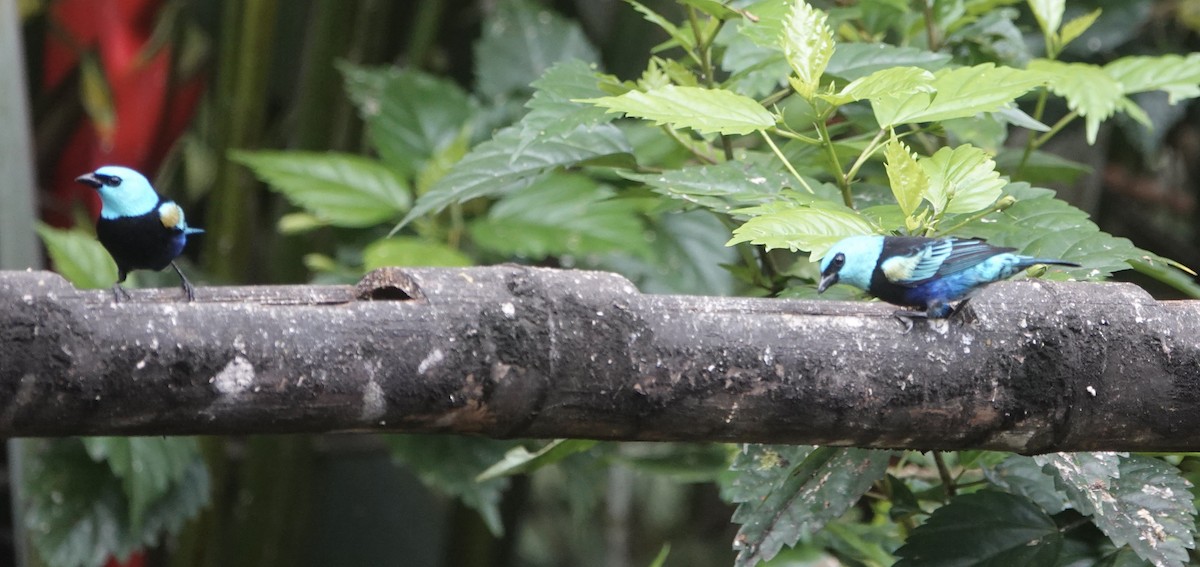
[75,166,203,301]
[817,235,1079,329]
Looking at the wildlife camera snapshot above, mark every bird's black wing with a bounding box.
[880,236,1014,286]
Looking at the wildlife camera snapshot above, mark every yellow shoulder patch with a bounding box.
[881,254,920,283]
[159,202,183,229]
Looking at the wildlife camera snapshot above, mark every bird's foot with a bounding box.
[949,298,976,325]
[893,310,926,334]
[111,283,132,303]
[171,262,198,302]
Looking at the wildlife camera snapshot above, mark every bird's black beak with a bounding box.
[74,172,102,189]
[817,272,838,293]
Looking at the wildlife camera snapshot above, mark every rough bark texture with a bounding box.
[1,267,1197,453]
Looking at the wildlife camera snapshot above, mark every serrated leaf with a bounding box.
[476,440,599,482]
[894,491,1062,566]
[1105,53,1200,104]
[728,202,877,259]
[780,0,834,99]
[728,445,891,567]
[36,224,118,289]
[232,151,411,227]
[81,438,199,531]
[400,122,632,227]
[985,454,1068,514]
[919,144,1005,214]
[1038,453,1197,567]
[824,43,952,81]
[340,64,475,178]
[1059,8,1102,49]
[1028,0,1065,36]
[1029,59,1123,144]
[622,160,792,212]
[884,139,927,216]
[599,210,737,296]
[872,64,1045,128]
[524,60,623,137]
[735,0,792,48]
[387,435,522,536]
[362,237,472,269]
[468,173,648,259]
[580,85,774,135]
[626,0,695,53]
[474,0,598,100]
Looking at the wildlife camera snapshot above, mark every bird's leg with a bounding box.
[892,309,926,334]
[949,298,977,325]
[110,283,132,302]
[171,261,197,302]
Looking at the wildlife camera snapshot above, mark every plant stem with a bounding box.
[933,451,957,498]
[687,6,734,162]
[759,130,814,193]
[770,127,821,145]
[1031,110,1079,150]
[813,114,851,207]
[844,129,888,186]
[1015,90,1050,175]
[663,125,719,164]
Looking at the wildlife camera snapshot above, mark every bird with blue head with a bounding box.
[817,235,1079,331]
[75,165,203,302]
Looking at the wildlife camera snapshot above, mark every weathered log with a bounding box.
[1,267,1197,453]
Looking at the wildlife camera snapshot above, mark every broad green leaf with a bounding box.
[984,454,1068,514]
[340,64,476,178]
[614,444,731,483]
[476,440,599,482]
[36,224,118,289]
[872,64,1045,127]
[728,445,891,567]
[884,139,928,217]
[1059,8,1102,50]
[81,438,200,530]
[599,210,737,296]
[824,43,952,81]
[468,174,648,259]
[919,145,1005,214]
[894,491,1062,566]
[1028,0,1064,36]
[580,85,774,135]
[1039,454,1197,567]
[679,0,741,19]
[780,0,834,99]
[1029,59,1122,144]
[626,0,694,53]
[232,151,411,227]
[821,66,935,106]
[728,202,877,259]
[362,237,472,269]
[474,0,598,100]
[622,160,793,212]
[524,60,623,137]
[995,148,1091,184]
[26,439,209,567]
[400,122,632,227]
[735,0,792,48]
[387,435,522,536]
[1105,53,1200,103]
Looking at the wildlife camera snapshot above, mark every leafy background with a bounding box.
[12,0,1200,566]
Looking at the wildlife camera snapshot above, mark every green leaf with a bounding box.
[780,0,834,99]
[728,445,891,567]
[476,440,599,482]
[872,64,1045,127]
[387,435,521,537]
[401,122,632,227]
[340,64,476,179]
[884,139,927,216]
[474,0,598,100]
[919,144,1005,214]
[1038,453,1197,567]
[626,0,694,53]
[1028,59,1122,144]
[894,491,1062,566]
[26,439,209,567]
[735,0,792,48]
[599,210,737,296]
[524,60,623,137]
[995,148,1091,185]
[232,151,411,227]
[468,174,648,259]
[36,224,118,289]
[984,454,1067,514]
[622,160,793,213]
[580,85,774,135]
[1059,8,1102,50]
[824,43,952,82]
[362,237,473,269]
[728,201,877,259]
[679,0,741,19]
[1105,53,1200,103]
[1028,0,1064,36]
[821,66,935,106]
[81,438,200,530]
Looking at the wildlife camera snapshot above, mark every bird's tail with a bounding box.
[1021,258,1080,268]
[184,227,205,235]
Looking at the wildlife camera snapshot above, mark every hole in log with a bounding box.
[356,268,425,301]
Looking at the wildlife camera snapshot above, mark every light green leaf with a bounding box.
[1028,0,1065,36]
[872,64,1045,127]
[474,0,598,99]
[780,0,834,99]
[232,151,411,227]
[36,224,118,289]
[735,0,792,48]
[476,440,599,482]
[1059,8,1102,50]
[622,159,793,212]
[276,212,326,234]
[884,139,927,217]
[81,437,200,530]
[824,43,952,81]
[727,202,876,259]
[1105,53,1200,103]
[362,237,472,269]
[626,0,695,53]
[580,85,774,135]
[919,145,1005,214]
[894,491,1062,566]
[822,66,935,107]
[524,59,623,137]
[984,455,1068,514]
[728,446,891,567]
[679,0,741,19]
[1029,59,1122,144]
[599,210,737,296]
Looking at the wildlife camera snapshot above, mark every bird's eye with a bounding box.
[832,253,845,269]
[105,176,122,187]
